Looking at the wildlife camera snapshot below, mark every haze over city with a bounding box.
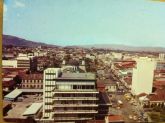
[3,0,165,47]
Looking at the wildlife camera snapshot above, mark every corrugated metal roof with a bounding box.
[23,103,42,116]
[4,89,22,99]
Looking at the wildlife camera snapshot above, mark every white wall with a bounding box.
[43,68,61,119]
[132,57,156,95]
[2,60,17,68]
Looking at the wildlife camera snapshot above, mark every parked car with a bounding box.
[129,115,133,119]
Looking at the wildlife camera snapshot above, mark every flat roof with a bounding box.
[18,89,43,93]
[57,73,96,80]
[23,103,42,116]
[3,78,13,81]
[4,89,22,99]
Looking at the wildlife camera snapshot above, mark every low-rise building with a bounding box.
[20,74,43,89]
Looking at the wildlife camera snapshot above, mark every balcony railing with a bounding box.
[52,90,99,94]
[53,104,98,107]
[53,97,98,100]
[54,117,92,121]
[53,110,98,114]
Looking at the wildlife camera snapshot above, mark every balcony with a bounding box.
[53,110,98,114]
[54,117,93,121]
[52,90,99,94]
[53,104,98,107]
[53,97,98,101]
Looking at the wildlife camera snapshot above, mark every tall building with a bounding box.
[16,53,30,69]
[159,53,165,61]
[131,57,156,95]
[43,68,99,123]
[43,68,61,120]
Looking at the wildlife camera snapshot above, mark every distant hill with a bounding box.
[75,44,165,53]
[3,35,165,53]
[2,35,59,48]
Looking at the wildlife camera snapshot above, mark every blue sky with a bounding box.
[3,0,165,46]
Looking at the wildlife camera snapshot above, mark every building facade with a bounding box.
[42,68,99,123]
[20,74,43,89]
[131,57,156,95]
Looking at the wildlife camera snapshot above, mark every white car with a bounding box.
[129,115,133,119]
[133,115,138,121]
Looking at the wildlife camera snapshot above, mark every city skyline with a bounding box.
[3,0,165,46]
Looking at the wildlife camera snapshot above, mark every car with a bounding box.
[133,115,137,120]
[116,106,120,109]
[129,115,133,119]
[138,117,142,120]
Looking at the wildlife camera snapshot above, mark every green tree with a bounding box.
[13,75,22,86]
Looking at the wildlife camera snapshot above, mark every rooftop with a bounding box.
[108,115,124,123]
[148,88,165,101]
[21,73,43,80]
[4,89,22,100]
[18,89,43,93]
[23,103,42,116]
[57,73,96,80]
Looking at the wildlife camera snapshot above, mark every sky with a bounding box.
[3,0,165,47]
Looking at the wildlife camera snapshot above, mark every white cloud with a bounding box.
[14,0,25,8]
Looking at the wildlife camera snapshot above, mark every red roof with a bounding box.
[115,62,135,69]
[137,93,148,98]
[87,120,104,123]
[97,81,105,88]
[154,81,165,86]
[108,115,124,122]
[3,80,16,87]
[20,73,43,80]
[155,69,165,73]
[148,88,165,101]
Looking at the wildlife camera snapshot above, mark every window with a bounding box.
[73,85,77,89]
[59,85,71,90]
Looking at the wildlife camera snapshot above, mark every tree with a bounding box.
[13,75,22,86]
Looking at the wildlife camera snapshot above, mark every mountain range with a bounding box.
[2,34,165,52]
[2,35,59,48]
[77,44,165,52]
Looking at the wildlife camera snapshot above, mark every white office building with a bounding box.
[42,68,98,123]
[159,53,165,61]
[43,68,61,119]
[131,57,156,95]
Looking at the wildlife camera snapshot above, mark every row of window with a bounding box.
[53,107,97,110]
[21,84,43,88]
[22,79,42,83]
[55,85,95,90]
[54,93,97,97]
[54,100,97,104]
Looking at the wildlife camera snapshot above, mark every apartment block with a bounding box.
[43,68,99,123]
[131,57,156,95]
